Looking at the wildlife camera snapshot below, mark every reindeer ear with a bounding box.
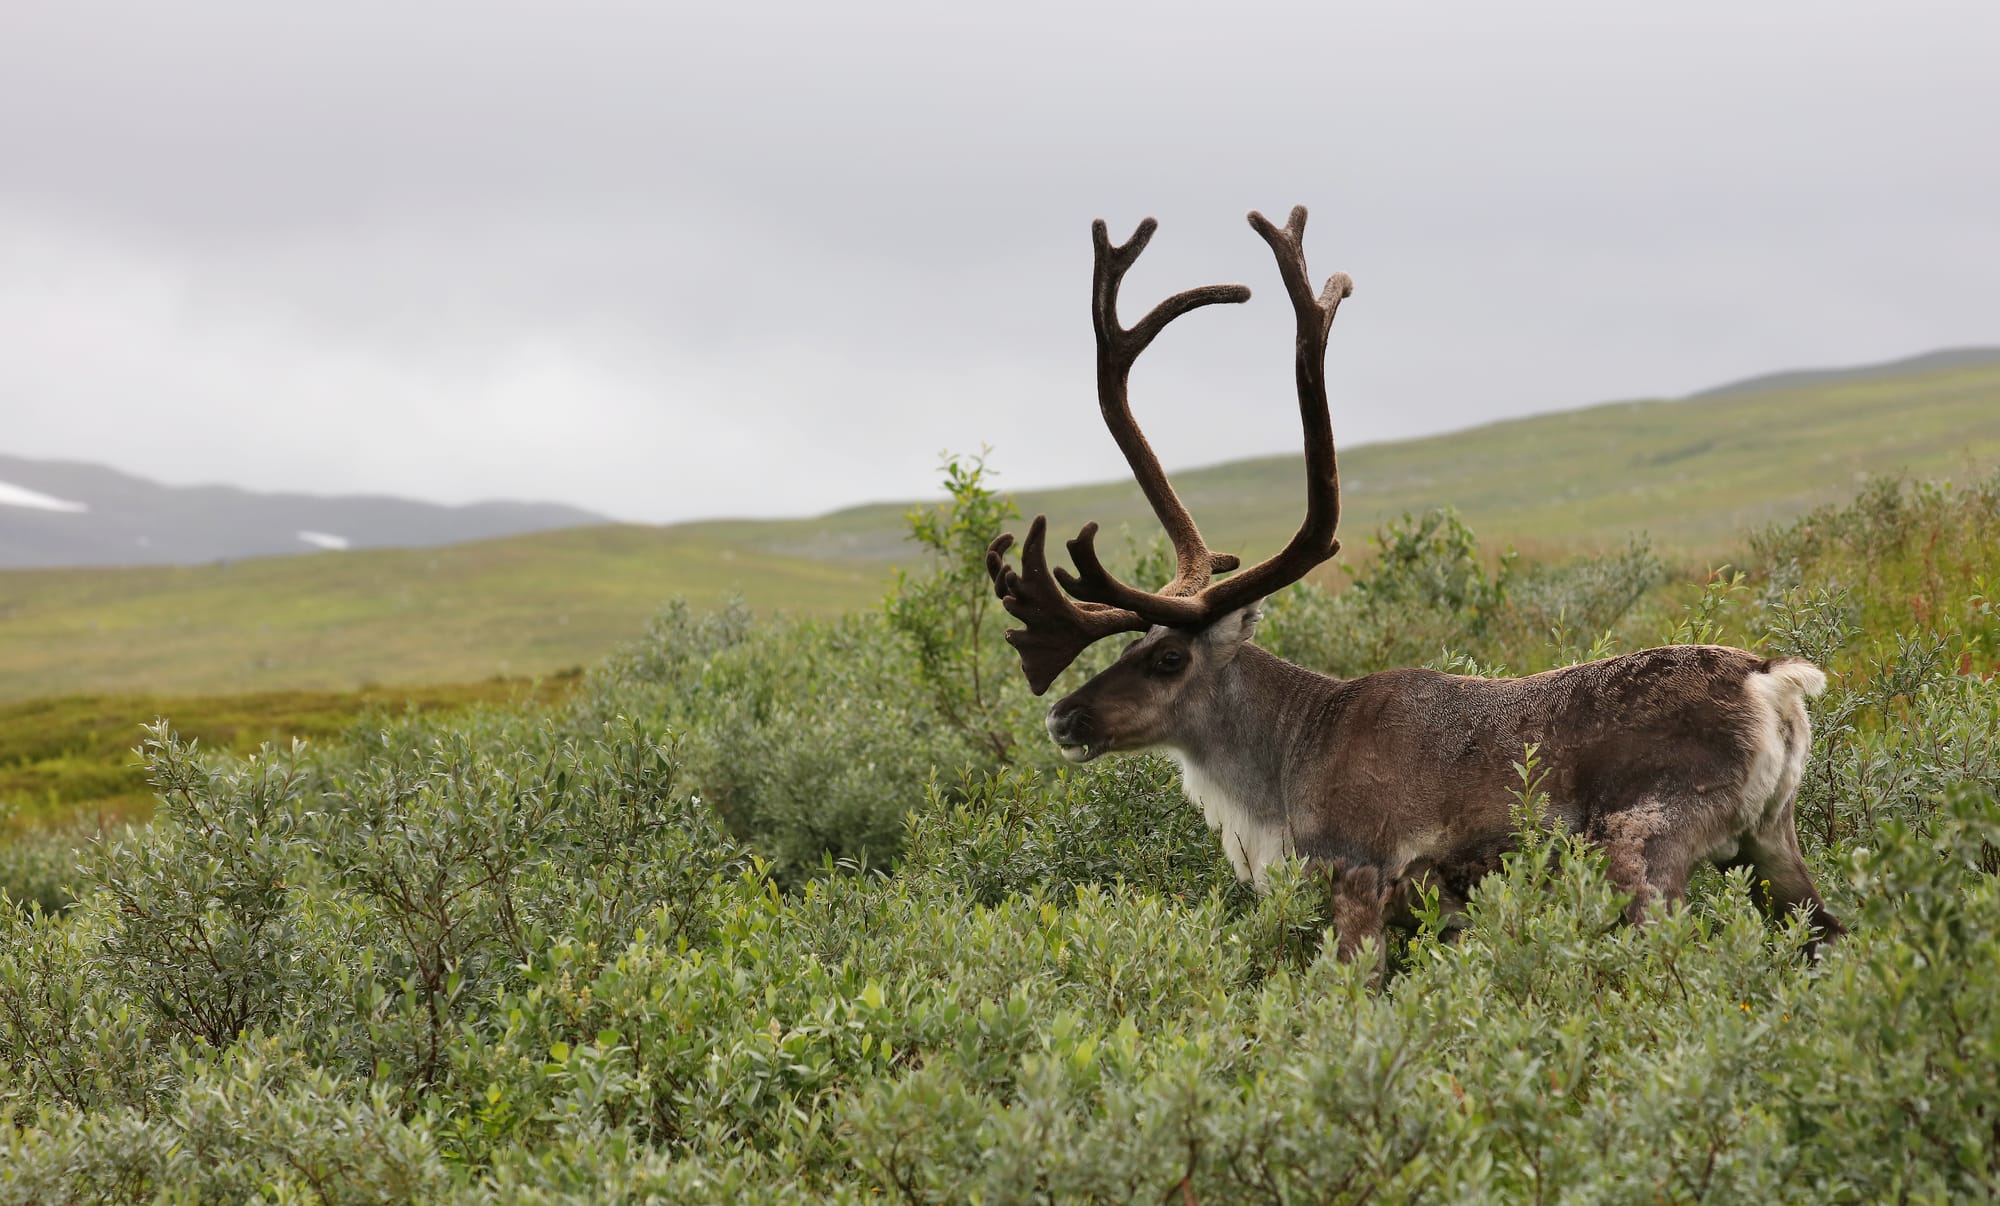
[1201,601,1264,655]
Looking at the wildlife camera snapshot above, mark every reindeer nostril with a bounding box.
[1048,706,1094,748]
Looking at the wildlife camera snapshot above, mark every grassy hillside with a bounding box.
[2,356,1996,700]
[884,351,2000,566]
[0,529,890,701]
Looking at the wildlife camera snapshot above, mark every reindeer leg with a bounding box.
[1589,799,1696,926]
[1319,861,1391,983]
[1733,796,1846,953]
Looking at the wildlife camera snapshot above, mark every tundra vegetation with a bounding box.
[0,462,1996,1203]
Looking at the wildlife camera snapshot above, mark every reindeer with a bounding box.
[985,206,1843,961]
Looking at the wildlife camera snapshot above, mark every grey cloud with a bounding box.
[2,2,1996,521]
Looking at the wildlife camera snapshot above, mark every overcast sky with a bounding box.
[2,2,1996,522]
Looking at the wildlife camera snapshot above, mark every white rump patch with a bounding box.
[1762,659,1827,699]
[0,480,89,513]
[297,530,352,551]
[1740,661,1821,831]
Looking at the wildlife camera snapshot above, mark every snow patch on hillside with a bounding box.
[0,480,89,512]
[297,530,352,551]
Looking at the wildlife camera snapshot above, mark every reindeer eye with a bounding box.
[1153,650,1187,675]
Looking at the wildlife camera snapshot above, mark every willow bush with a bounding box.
[1,470,1996,1202]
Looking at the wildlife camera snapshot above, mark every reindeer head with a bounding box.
[986,207,1352,753]
[1043,604,1265,762]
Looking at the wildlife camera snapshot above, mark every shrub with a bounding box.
[569,455,1060,880]
[86,727,311,1050]
[0,819,87,915]
[902,757,1240,906]
[884,451,1028,763]
[1260,507,1514,676]
[1262,510,1661,676]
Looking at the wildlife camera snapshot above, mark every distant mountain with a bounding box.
[0,456,607,568]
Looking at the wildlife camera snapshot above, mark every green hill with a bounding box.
[724,349,2000,567]
[2,353,1996,700]
[0,528,891,701]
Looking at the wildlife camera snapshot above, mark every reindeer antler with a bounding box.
[1060,218,1251,607]
[988,206,1353,693]
[985,519,1146,696]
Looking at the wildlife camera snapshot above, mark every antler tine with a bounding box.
[985,517,1151,695]
[1248,205,1354,344]
[1094,218,1255,364]
[1053,523,1221,626]
[1060,217,1251,615]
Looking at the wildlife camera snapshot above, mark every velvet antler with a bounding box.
[988,206,1353,693]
